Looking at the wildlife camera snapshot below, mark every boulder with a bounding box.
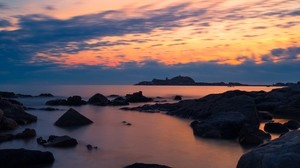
[109,97,129,106]
[174,95,182,100]
[284,120,300,130]
[67,96,87,106]
[88,93,110,106]
[124,163,172,168]
[0,149,54,167]
[237,131,300,168]
[125,91,153,103]
[0,117,18,130]
[264,122,289,134]
[258,111,273,121]
[54,108,93,127]
[0,134,14,142]
[0,99,37,125]
[190,112,247,139]
[239,126,271,147]
[0,91,17,98]
[15,128,36,139]
[46,99,68,106]
[37,135,78,148]
[38,93,54,97]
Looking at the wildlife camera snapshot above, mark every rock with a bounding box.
[174,95,182,100]
[284,120,300,130]
[46,99,68,106]
[0,99,37,125]
[0,149,54,168]
[0,116,18,130]
[39,107,60,111]
[0,91,17,98]
[16,94,33,98]
[54,108,93,127]
[67,96,87,106]
[237,131,300,168]
[15,128,36,139]
[86,144,93,150]
[125,91,153,103]
[41,135,78,147]
[88,93,110,106]
[124,163,172,168]
[190,112,247,139]
[264,122,289,134]
[239,126,271,147]
[4,99,23,106]
[0,134,14,142]
[109,97,129,106]
[38,93,54,97]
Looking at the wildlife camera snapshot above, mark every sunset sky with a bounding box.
[0,0,299,84]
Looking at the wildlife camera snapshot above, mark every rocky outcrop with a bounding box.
[264,122,289,134]
[174,95,182,100]
[0,149,54,168]
[125,91,153,103]
[109,97,129,106]
[46,96,86,106]
[284,120,300,130]
[0,99,37,126]
[237,131,300,168]
[38,93,54,97]
[0,128,36,142]
[124,163,172,168]
[37,135,78,148]
[54,108,93,127]
[88,93,110,106]
[238,126,271,147]
[0,91,17,98]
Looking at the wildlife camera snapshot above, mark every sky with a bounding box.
[0,0,299,84]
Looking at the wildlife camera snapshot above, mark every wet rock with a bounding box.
[239,126,271,147]
[0,149,54,168]
[264,122,289,134]
[38,135,78,148]
[0,134,14,142]
[284,120,300,130]
[109,97,129,106]
[54,108,93,127]
[88,93,110,106]
[38,93,54,97]
[258,111,273,121]
[86,144,93,150]
[0,116,18,130]
[40,107,60,111]
[174,95,182,100]
[16,94,33,98]
[237,131,300,168]
[67,96,87,106]
[46,99,68,105]
[125,91,153,103]
[15,128,36,139]
[0,91,17,98]
[0,98,37,125]
[124,163,172,168]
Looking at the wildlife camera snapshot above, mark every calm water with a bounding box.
[0,85,279,168]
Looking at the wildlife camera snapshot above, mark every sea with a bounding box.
[0,85,281,168]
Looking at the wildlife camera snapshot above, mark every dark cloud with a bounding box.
[0,19,12,27]
[271,48,285,56]
[270,47,300,59]
[252,26,267,29]
[288,10,300,16]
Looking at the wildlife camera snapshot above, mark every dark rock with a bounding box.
[0,134,14,142]
[37,137,47,145]
[264,122,289,134]
[174,95,182,100]
[125,91,153,103]
[0,149,54,168]
[86,144,93,150]
[46,99,68,106]
[67,96,87,106]
[43,135,78,147]
[0,115,18,130]
[0,99,37,125]
[15,128,36,139]
[16,94,33,98]
[108,94,119,98]
[284,120,300,130]
[239,126,271,147]
[126,123,132,126]
[4,99,23,106]
[38,93,54,97]
[0,91,17,98]
[124,163,172,168]
[40,107,60,111]
[136,75,196,86]
[190,112,247,139]
[237,131,300,168]
[54,108,93,127]
[88,93,110,106]
[109,97,129,106]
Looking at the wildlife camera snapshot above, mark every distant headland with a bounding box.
[135,75,300,86]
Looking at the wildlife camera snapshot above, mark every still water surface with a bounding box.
[0,85,278,168]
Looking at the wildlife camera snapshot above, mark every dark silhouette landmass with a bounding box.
[135,75,300,86]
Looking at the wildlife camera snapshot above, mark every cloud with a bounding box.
[0,19,12,27]
[44,5,56,11]
[0,2,8,9]
[270,47,300,59]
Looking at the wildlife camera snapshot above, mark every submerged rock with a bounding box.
[54,108,93,127]
[109,97,129,106]
[237,130,300,168]
[124,163,172,168]
[0,149,54,168]
[46,96,86,106]
[88,93,110,106]
[125,91,153,103]
[38,135,78,148]
[38,93,54,97]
